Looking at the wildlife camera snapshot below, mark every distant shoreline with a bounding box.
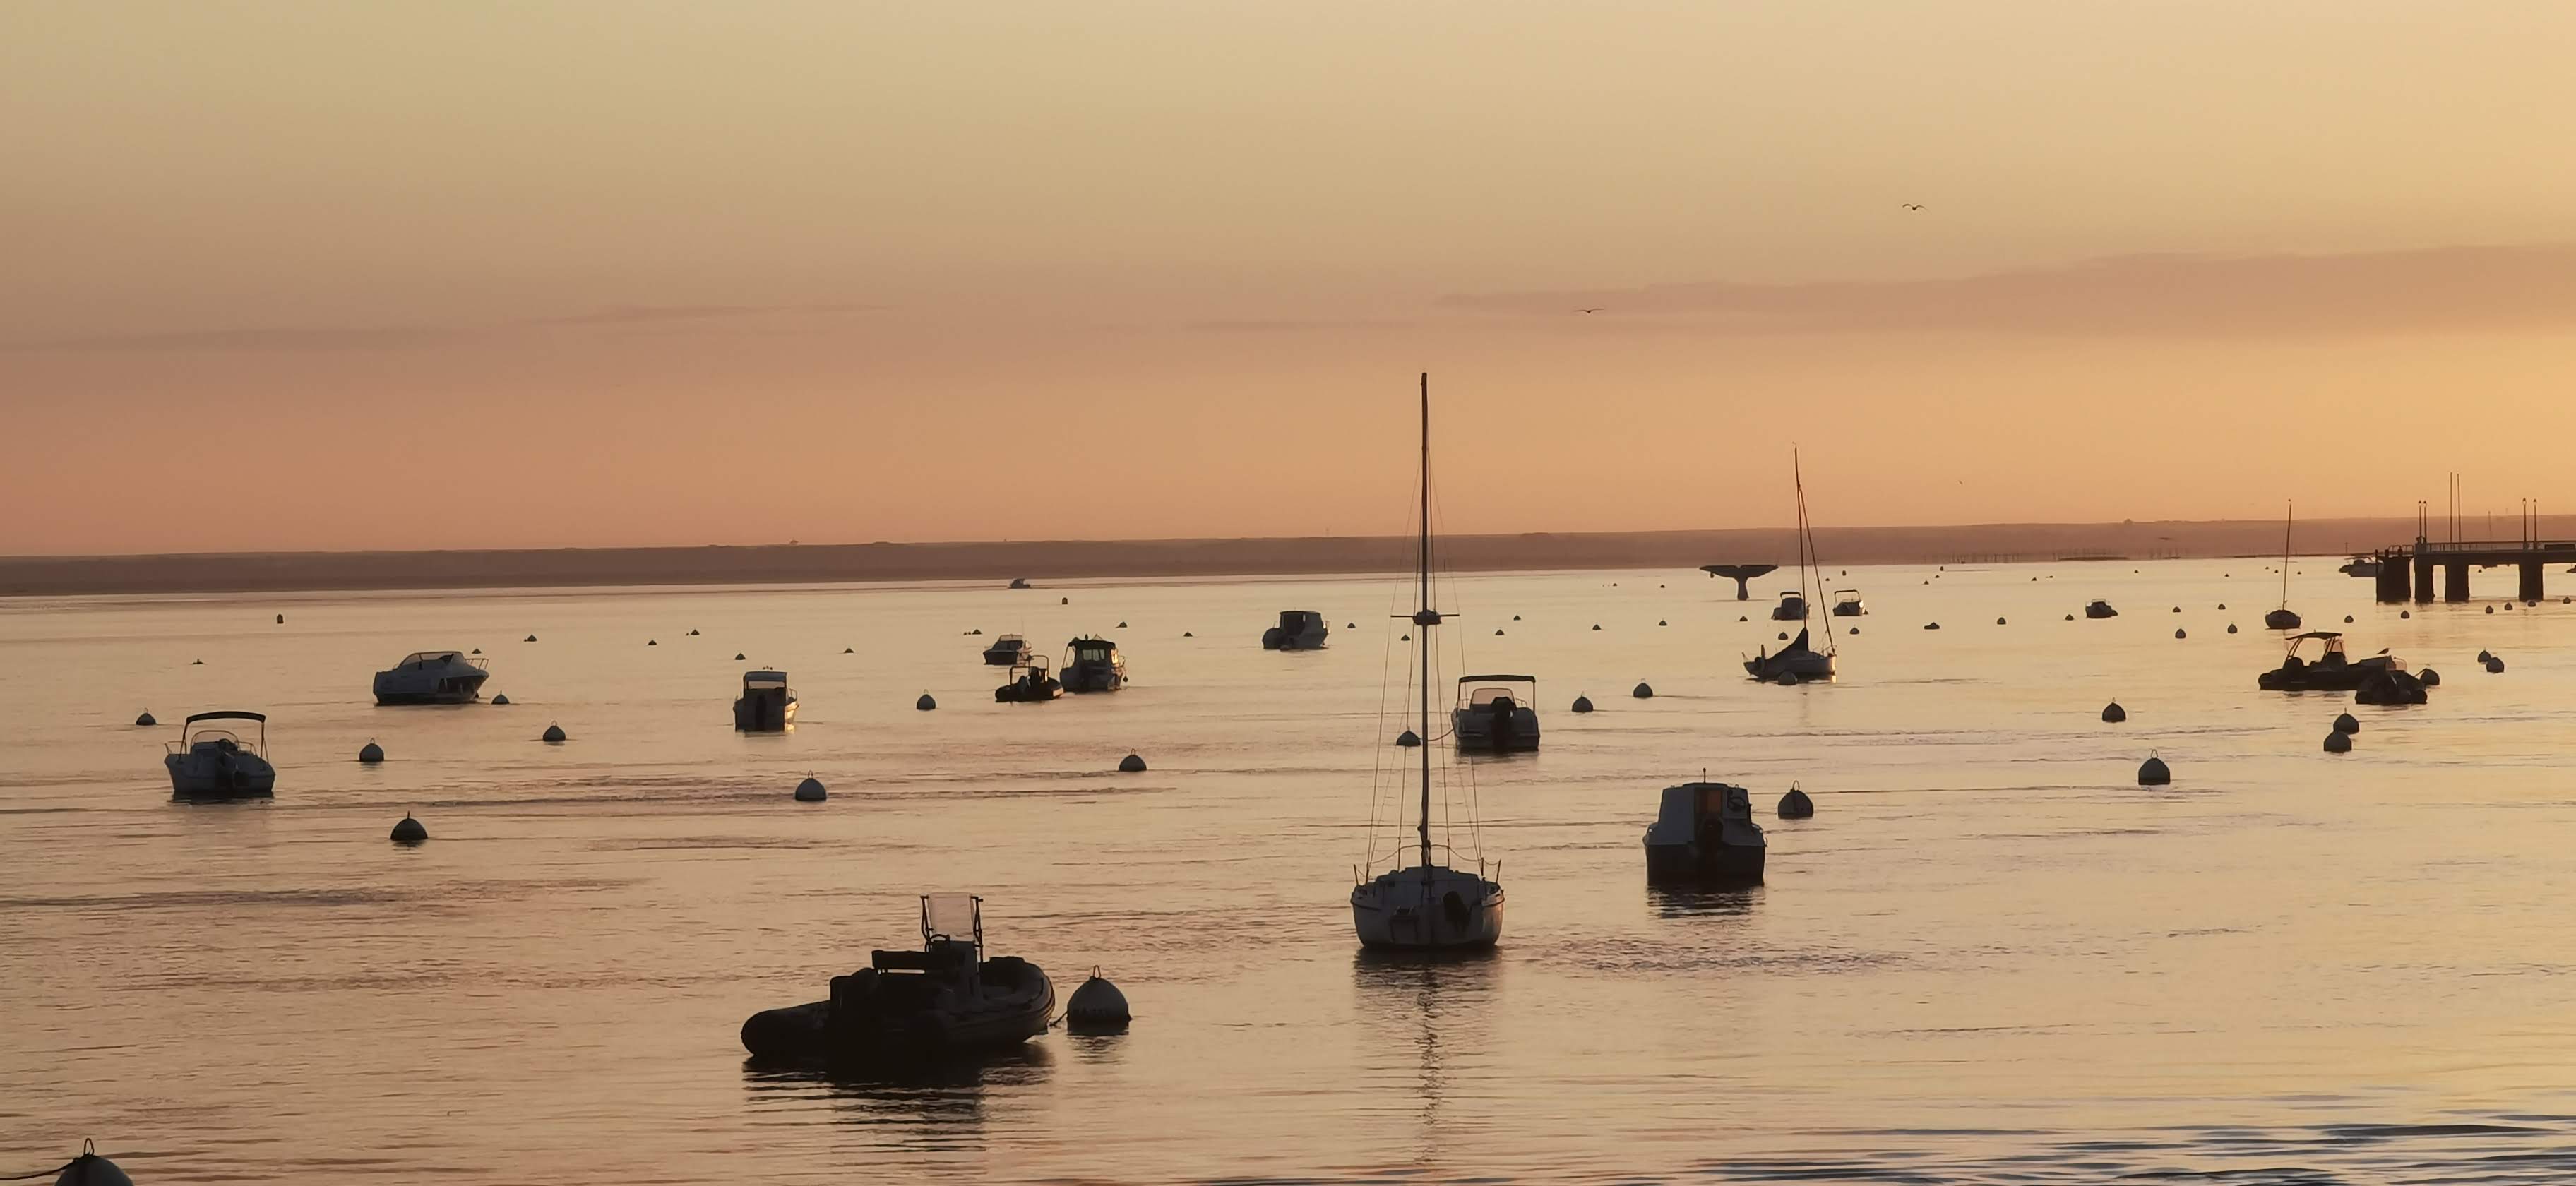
[0,516,2482,598]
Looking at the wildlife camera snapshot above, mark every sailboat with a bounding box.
[2265,501,2302,631]
[1351,373,1505,952]
[1745,448,1837,683]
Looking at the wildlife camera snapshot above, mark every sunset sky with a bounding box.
[8,1,2576,554]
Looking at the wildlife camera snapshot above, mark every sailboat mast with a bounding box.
[2280,501,2293,607]
[1417,373,1433,872]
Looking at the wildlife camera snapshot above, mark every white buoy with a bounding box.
[1066,968,1131,1030]
[135,712,155,727]
[794,777,827,802]
[2323,731,2351,753]
[916,693,936,711]
[358,741,384,764]
[1633,682,1654,698]
[542,724,567,743]
[2138,753,2171,786]
[390,813,427,844]
[1777,785,1815,819]
[1570,695,1594,713]
[1119,753,1147,772]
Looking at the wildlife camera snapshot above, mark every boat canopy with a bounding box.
[920,892,982,947]
[2289,631,2344,641]
[398,650,465,664]
[742,670,789,688]
[1456,673,1535,684]
[184,710,266,724]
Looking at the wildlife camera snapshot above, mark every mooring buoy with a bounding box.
[1633,682,1654,698]
[542,724,567,743]
[917,693,936,711]
[794,777,827,802]
[135,712,155,727]
[1395,729,1421,747]
[492,693,511,705]
[1066,968,1131,1031]
[358,741,384,764]
[1777,785,1814,819]
[2323,731,2351,754]
[2334,712,2359,734]
[1119,753,1147,772]
[2101,702,2125,723]
[390,813,427,844]
[2137,754,2171,785]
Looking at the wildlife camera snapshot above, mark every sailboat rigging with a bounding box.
[2265,501,2302,632]
[1350,373,1505,952]
[1746,448,1837,683]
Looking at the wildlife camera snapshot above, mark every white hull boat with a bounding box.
[372,651,489,705]
[165,710,276,799]
[1351,865,1505,950]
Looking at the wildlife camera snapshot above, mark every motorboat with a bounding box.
[1060,636,1127,693]
[1642,781,1766,885]
[981,634,1031,666]
[2341,555,2382,578]
[1007,577,1031,589]
[371,650,489,705]
[739,893,1054,1065]
[1452,675,1540,751]
[1830,589,1866,617]
[994,656,1062,702]
[733,669,797,731]
[2258,631,2416,693]
[2085,599,2118,618]
[1351,373,1504,952]
[2355,664,2431,705]
[1745,627,1835,683]
[2265,501,2301,630]
[165,711,276,800]
[1261,610,1330,651]
[1769,591,1808,621]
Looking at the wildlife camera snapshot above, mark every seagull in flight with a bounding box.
[1575,306,1604,313]
[1902,203,1924,210]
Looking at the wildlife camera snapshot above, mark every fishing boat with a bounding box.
[1060,636,1128,693]
[739,893,1054,1065]
[2085,599,2119,619]
[1746,449,1837,682]
[1351,373,1505,952]
[981,633,1031,666]
[1453,674,1540,751]
[732,669,797,731]
[165,711,276,799]
[2258,631,2416,693]
[371,650,489,705]
[2265,501,2303,631]
[1642,781,1766,884]
[1261,610,1330,651]
[1830,589,1866,616]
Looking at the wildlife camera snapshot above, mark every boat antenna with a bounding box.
[1416,372,1435,874]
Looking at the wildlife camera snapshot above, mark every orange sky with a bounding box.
[8,1,2576,555]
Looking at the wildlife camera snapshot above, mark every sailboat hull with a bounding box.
[1351,865,1503,950]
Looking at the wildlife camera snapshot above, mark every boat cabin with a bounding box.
[1263,610,1330,650]
[1830,589,1866,616]
[1453,674,1541,751]
[1061,636,1128,692]
[1642,780,1767,884]
[1770,591,1809,621]
[2085,599,2118,618]
[734,669,797,731]
[982,633,1031,665]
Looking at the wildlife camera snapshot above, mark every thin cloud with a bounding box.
[1438,245,2576,337]
[4,301,885,353]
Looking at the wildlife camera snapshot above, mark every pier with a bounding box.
[2373,496,2568,603]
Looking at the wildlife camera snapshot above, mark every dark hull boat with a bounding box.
[2085,600,2118,619]
[1745,628,1834,683]
[1642,781,1766,885]
[2259,631,2418,695]
[741,894,1054,1065]
[1060,637,1127,693]
[2354,666,2431,705]
[982,635,1031,666]
[371,650,489,705]
[733,670,797,731]
[1262,610,1330,651]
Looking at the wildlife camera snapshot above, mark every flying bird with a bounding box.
[1902,203,1924,210]
[1575,306,1604,313]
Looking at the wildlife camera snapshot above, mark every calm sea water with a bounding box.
[7,561,2576,1183]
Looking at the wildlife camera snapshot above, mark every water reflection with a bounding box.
[1352,950,1501,1162]
[740,1045,1054,1146]
[1649,883,1765,918]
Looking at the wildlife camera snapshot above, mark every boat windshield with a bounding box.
[400,651,462,666]
[920,893,981,944]
[1075,645,1112,662]
[1467,686,1522,707]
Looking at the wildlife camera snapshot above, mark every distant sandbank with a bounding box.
[0,517,2483,598]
